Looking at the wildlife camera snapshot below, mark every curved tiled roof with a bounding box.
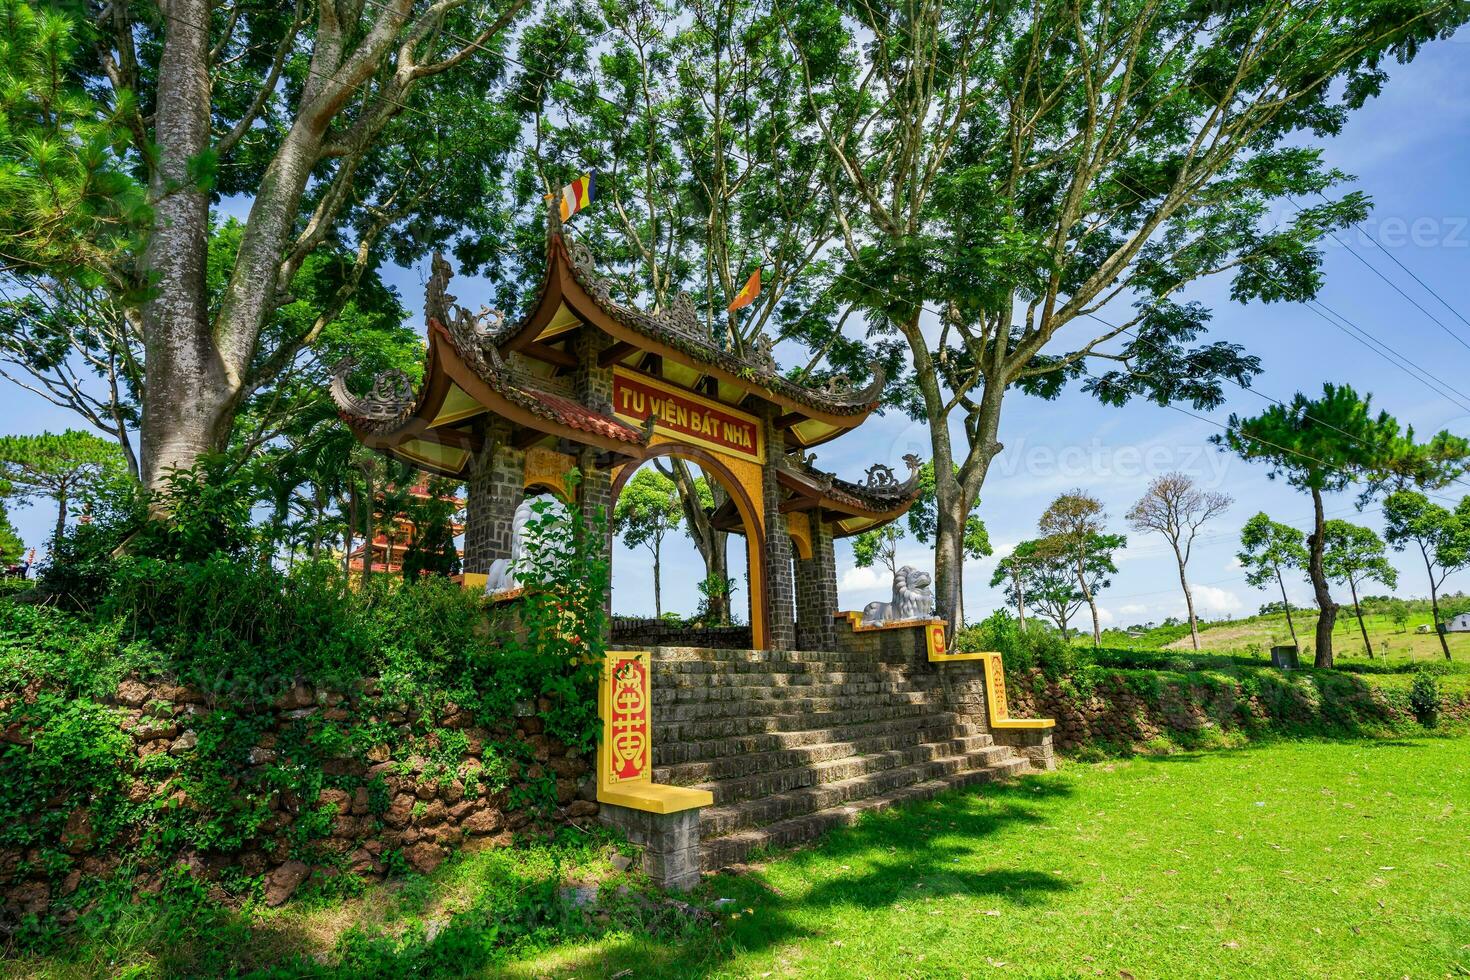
[482,205,886,419]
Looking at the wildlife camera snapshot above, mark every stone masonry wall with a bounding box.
[794,512,838,651]
[760,409,796,650]
[0,677,597,923]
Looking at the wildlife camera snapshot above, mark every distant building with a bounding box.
[1440,614,1470,633]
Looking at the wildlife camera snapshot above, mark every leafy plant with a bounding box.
[1409,670,1441,728]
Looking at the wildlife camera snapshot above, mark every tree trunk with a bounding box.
[1306,487,1337,668]
[652,542,662,618]
[1348,578,1373,659]
[934,496,967,628]
[1422,544,1452,660]
[1076,555,1101,648]
[1172,541,1200,650]
[1276,569,1300,649]
[140,0,233,490]
[1014,569,1026,630]
[52,485,68,546]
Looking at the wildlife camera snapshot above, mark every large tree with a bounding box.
[1214,384,1399,667]
[1126,473,1231,650]
[1237,512,1309,652]
[1,0,528,492]
[1382,491,1470,661]
[777,0,1467,631]
[1037,490,1125,647]
[1322,520,1396,659]
[0,430,124,544]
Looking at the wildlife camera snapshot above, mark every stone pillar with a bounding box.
[599,804,702,891]
[795,510,839,651]
[463,423,522,574]
[571,329,616,614]
[760,410,796,651]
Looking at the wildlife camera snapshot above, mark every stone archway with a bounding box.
[610,439,770,650]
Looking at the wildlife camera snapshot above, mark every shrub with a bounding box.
[1409,670,1441,728]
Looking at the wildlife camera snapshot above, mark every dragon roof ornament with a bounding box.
[329,357,418,426]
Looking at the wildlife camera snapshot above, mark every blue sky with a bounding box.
[5,28,1470,627]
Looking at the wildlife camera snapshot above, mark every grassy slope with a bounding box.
[1163,609,1470,662]
[514,738,1470,979]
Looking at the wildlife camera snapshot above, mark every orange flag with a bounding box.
[727,268,761,311]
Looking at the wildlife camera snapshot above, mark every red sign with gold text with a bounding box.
[606,655,650,783]
[613,368,763,464]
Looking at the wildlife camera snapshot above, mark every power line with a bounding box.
[1316,190,1470,334]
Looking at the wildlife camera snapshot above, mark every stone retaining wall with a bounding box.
[1,677,597,923]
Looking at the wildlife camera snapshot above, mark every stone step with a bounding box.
[653,678,940,705]
[687,737,1011,806]
[654,666,912,686]
[656,703,968,743]
[647,647,885,666]
[652,715,988,767]
[700,755,1034,870]
[655,727,994,785]
[653,689,942,722]
[697,745,1018,837]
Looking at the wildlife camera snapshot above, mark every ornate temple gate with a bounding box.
[332,202,923,652]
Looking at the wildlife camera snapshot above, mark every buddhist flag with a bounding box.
[727,267,761,311]
[558,171,596,221]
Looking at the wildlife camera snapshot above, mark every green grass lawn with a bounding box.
[515,737,1470,979]
[11,738,1469,978]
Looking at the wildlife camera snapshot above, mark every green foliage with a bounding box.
[851,524,902,574]
[1409,670,1441,728]
[1214,384,1400,497]
[513,472,610,755]
[0,499,23,562]
[0,0,148,283]
[612,468,683,616]
[905,461,990,559]
[1237,512,1308,592]
[1323,520,1397,594]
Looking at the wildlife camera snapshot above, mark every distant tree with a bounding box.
[989,549,1036,631]
[1238,513,1310,652]
[852,524,904,579]
[1038,491,1125,648]
[996,539,1082,639]
[614,469,685,618]
[1382,491,1470,661]
[0,502,22,564]
[1322,521,1397,659]
[1214,384,1400,667]
[0,430,124,544]
[1126,473,1232,651]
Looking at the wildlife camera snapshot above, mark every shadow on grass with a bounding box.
[208,777,1076,979]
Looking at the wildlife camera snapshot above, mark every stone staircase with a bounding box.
[646,646,1035,871]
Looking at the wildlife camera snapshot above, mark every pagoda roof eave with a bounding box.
[486,218,885,437]
[330,318,649,478]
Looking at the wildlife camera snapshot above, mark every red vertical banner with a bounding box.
[600,651,651,786]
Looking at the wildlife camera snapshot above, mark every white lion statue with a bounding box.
[861,566,935,626]
[485,496,568,595]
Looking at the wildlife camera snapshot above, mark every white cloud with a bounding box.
[1119,603,1150,617]
[1095,605,1117,625]
[839,564,890,592]
[1190,585,1245,616]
